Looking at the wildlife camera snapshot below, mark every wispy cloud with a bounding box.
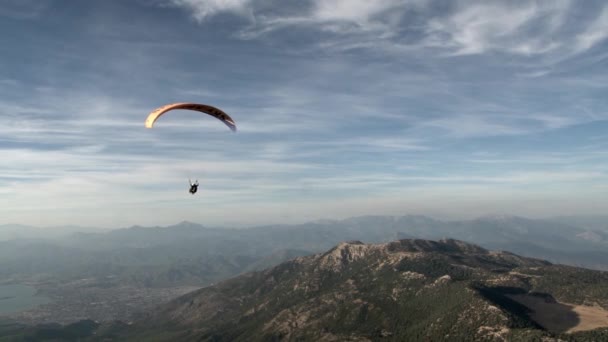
[2,1,607,227]
[312,0,404,23]
[423,1,568,56]
[163,0,254,21]
[420,114,528,138]
[0,0,51,19]
[235,0,418,41]
[574,5,608,54]
[165,0,608,59]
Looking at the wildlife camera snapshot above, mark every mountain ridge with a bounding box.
[112,238,608,341]
[63,214,608,270]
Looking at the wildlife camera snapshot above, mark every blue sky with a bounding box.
[1,0,607,228]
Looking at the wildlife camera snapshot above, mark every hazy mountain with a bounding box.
[549,216,608,232]
[104,238,608,341]
[3,215,608,328]
[88,215,608,270]
[0,225,37,242]
[0,224,107,242]
[4,214,608,285]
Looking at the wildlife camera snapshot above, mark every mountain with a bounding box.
[57,215,608,271]
[549,216,608,232]
[108,238,608,341]
[3,215,608,327]
[440,216,608,270]
[0,224,36,242]
[0,224,107,242]
[4,214,608,290]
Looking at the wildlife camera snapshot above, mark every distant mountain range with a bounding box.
[548,215,608,231]
[11,238,608,341]
[64,215,608,271]
[2,215,608,284]
[2,214,608,327]
[0,224,107,242]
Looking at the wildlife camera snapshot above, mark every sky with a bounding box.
[0,0,607,228]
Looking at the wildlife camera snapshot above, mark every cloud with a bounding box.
[423,1,566,56]
[303,137,431,154]
[236,0,418,41]
[311,0,405,28]
[163,0,608,60]
[574,5,608,53]
[0,141,321,208]
[468,151,608,166]
[163,0,253,22]
[0,0,51,19]
[420,114,529,138]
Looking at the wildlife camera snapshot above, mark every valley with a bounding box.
[2,216,608,341]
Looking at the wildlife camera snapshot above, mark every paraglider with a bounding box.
[144,102,236,131]
[189,179,199,195]
[145,102,237,196]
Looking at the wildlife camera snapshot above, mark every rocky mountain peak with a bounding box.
[316,240,371,271]
[313,238,492,272]
[119,238,608,341]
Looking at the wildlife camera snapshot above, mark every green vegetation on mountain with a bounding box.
[106,238,608,341]
[0,319,98,342]
[3,216,608,336]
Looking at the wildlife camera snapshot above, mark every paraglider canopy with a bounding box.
[145,102,237,132]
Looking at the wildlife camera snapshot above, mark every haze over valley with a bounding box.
[1,214,608,330]
[2,219,608,340]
